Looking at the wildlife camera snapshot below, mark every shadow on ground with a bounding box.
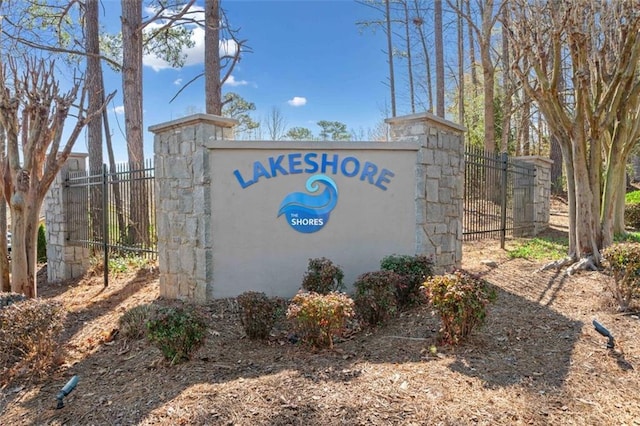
[0,260,587,425]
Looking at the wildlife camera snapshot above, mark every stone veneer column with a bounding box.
[43,153,91,282]
[386,112,466,273]
[149,114,237,303]
[513,156,553,235]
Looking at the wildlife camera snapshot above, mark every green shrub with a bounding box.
[625,203,640,230]
[37,223,47,263]
[301,257,344,294]
[380,254,434,309]
[147,306,207,364]
[422,270,496,345]
[0,297,66,385]
[353,271,401,326]
[237,291,279,340]
[286,291,354,349]
[601,243,640,311]
[119,304,158,340]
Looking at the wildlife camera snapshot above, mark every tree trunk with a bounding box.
[434,0,444,117]
[9,172,34,297]
[480,0,495,153]
[466,0,478,95]
[103,94,127,243]
[0,200,8,293]
[457,0,465,126]
[550,135,563,194]
[121,0,149,246]
[413,0,433,112]
[519,94,530,155]
[0,124,9,292]
[402,0,415,113]
[500,2,512,153]
[385,0,396,117]
[205,0,221,115]
[86,0,104,247]
[571,120,599,260]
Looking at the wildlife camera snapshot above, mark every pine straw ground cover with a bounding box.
[1,203,640,425]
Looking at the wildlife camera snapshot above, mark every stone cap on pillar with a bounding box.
[385,112,466,134]
[148,113,239,135]
[512,155,554,167]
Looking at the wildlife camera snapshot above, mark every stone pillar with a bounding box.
[386,112,466,273]
[149,114,237,303]
[43,153,91,283]
[513,156,553,234]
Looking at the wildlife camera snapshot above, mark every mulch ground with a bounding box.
[1,200,639,425]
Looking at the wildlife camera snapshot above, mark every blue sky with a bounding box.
[96,0,394,162]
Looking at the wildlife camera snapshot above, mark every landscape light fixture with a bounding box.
[592,319,615,350]
[55,375,79,409]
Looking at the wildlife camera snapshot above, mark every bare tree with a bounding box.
[264,107,288,141]
[509,0,640,270]
[450,0,505,151]
[0,58,113,297]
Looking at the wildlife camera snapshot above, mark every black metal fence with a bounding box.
[463,145,536,247]
[65,160,156,284]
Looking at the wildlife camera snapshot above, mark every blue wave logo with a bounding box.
[278,174,339,233]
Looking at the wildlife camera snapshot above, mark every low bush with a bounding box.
[119,304,158,340]
[422,270,496,345]
[147,306,207,364]
[601,243,640,311]
[301,257,344,294]
[353,271,402,326]
[0,297,66,385]
[625,203,640,230]
[286,291,354,349]
[380,254,434,309]
[237,291,280,340]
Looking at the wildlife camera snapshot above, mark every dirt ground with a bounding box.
[1,200,639,425]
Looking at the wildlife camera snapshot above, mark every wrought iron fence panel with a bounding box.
[463,146,536,247]
[65,160,156,279]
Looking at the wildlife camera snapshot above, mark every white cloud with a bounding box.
[224,75,248,87]
[287,97,307,107]
[112,105,125,115]
[143,17,240,72]
[174,78,183,86]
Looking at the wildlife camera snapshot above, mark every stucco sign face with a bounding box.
[232,152,395,234]
[277,174,338,233]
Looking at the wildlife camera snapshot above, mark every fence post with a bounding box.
[43,153,91,282]
[500,152,508,249]
[102,164,109,287]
